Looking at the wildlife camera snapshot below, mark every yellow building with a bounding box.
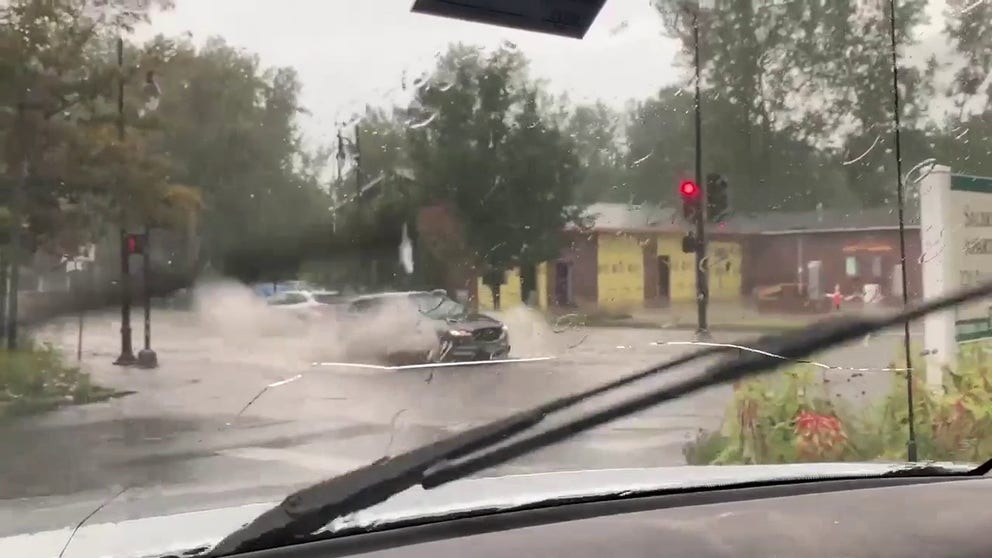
[474,204,743,312]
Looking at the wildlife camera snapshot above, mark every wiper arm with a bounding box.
[207,280,992,557]
[206,342,726,556]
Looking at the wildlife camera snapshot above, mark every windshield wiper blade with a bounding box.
[205,343,724,556]
[421,281,992,486]
[207,280,992,557]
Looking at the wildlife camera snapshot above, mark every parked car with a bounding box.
[338,290,510,365]
[266,289,343,320]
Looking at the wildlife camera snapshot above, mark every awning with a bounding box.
[842,242,893,253]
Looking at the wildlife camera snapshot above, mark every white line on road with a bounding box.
[311,356,555,371]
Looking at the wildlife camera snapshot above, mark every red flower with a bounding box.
[794,410,847,460]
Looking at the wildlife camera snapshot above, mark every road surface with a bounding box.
[0,285,922,534]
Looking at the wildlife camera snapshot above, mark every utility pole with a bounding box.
[691,6,709,339]
[114,35,136,366]
[334,129,345,234]
[354,123,362,198]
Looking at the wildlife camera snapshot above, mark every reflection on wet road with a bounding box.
[0,300,919,534]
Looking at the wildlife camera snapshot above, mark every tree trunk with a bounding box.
[489,283,501,310]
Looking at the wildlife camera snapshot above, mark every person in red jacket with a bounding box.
[831,284,843,311]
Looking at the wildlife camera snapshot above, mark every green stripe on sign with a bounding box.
[952,173,992,193]
[956,318,992,342]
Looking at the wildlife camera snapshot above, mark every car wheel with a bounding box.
[489,349,509,360]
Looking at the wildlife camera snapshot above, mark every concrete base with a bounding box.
[137,348,158,369]
[114,353,137,366]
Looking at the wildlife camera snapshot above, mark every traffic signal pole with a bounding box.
[137,225,158,368]
[691,8,709,339]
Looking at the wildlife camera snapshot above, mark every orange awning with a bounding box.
[842,243,892,253]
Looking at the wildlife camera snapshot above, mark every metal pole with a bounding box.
[692,8,709,339]
[0,251,7,341]
[137,224,157,368]
[143,227,151,350]
[76,266,84,362]
[354,124,362,198]
[886,0,917,462]
[114,35,136,366]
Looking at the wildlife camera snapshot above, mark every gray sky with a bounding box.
[138,0,681,148]
[133,0,963,148]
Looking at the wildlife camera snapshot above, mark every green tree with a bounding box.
[407,43,584,308]
[565,101,626,203]
[0,0,184,257]
[148,37,331,279]
[649,0,930,211]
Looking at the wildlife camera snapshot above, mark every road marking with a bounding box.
[311,356,555,371]
[217,447,372,473]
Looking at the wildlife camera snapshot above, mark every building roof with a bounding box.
[577,203,919,235]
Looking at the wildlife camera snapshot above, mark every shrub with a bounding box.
[0,341,120,417]
[685,344,992,465]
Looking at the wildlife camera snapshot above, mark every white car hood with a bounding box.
[2,462,969,558]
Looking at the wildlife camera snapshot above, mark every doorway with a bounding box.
[657,255,671,302]
[554,261,573,306]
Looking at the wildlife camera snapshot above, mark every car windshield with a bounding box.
[415,294,467,320]
[3,0,992,552]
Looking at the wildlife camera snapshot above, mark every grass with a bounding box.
[0,341,132,419]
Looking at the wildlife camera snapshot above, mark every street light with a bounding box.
[137,70,161,370]
[113,35,162,368]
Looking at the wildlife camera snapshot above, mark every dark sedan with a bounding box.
[339,290,510,364]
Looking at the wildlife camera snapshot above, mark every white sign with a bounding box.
[920,166,992,389]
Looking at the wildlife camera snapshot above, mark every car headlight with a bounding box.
[447,329,473,337]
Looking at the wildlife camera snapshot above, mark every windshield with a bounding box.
[3,0,992,552]
[415,294,467,320]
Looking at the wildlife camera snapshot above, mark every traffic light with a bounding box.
[680,180,702,221]
[706,173,730,222]
[681,233,696,253]
[125,233,146,255]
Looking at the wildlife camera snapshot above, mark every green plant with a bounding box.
[686,343,992,466]
[0,341,124,418]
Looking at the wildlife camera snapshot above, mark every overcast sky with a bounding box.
[137,0,681,148]
[133,0,960,149]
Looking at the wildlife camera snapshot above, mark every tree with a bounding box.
[147,37,331,279]
[649,0,930,211]
[406,43,584,308]
[565,101,626,203]
[0,0,185,258]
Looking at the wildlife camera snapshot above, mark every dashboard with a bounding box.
[238,475,992,558]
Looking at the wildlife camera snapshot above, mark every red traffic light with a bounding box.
[679,181,699,198]
[125,233,145,255]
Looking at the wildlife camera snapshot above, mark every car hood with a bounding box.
[442,313,502,329]
[2,462,971,558]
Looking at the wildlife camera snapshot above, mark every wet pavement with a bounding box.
[0,288,920,534]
